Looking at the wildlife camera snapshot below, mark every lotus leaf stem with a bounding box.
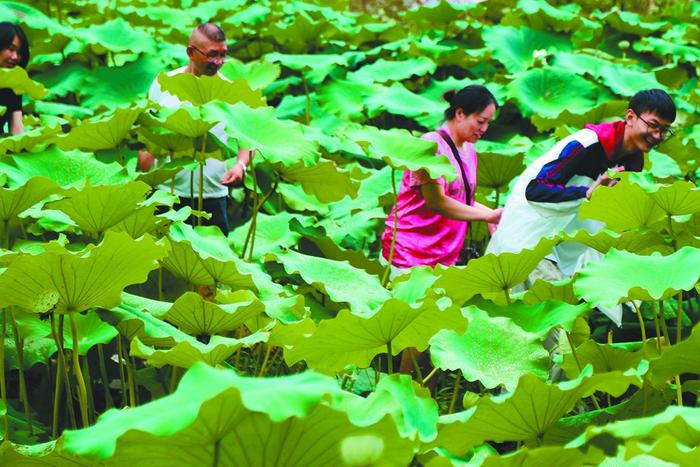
[125,349,137,407]
[116,336,128,406]
[422,367,439,386]
[381,168,398,287]
[69,313,90,428]
[96,344,114,409]
[0,309,9,440]
[258,344,273,377]
[408,349,423,383]
[240,157,259,260]
[566,332,601,410]
[658,301,671,347]
[650,301,663,352]
[158,266,164,302]
[2,219,10,250]
[247,158,260,263]
[503,287,511,305]
[168,366,179,393]
[54,314,77,429]
[448,371,461,414]
[631,301,647,342]
[676,293,684,345]
[212,439,222,467]
[81,355,95,424]
[386,341,393,374]
[50,315,64,437]
[8,307,33,435]
[197,133,207,227]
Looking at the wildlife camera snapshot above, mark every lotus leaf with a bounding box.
[574,247,700,309]
[482,25,571,74]
[0,231,167,313]
[0,67,48,100]
[156,72,264,107]
[229,212,307,261]
[346,57,436,83]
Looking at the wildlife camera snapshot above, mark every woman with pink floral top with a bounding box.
[381,85,503,269]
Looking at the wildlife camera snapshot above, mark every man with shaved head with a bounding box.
[138,23,252,235]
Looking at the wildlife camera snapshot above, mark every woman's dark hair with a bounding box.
[443,85,498,121]
[0,22,30,68]
[629,89,676,122]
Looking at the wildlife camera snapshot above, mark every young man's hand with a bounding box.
[586,166,625,199]
[220,161,246,187]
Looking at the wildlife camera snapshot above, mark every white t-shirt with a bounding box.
[148,66,229,199]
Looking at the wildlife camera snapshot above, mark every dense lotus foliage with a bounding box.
[0,0,699,465]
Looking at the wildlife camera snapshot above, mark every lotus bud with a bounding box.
[462,391,481,409]
[340,434,385,466]
[618,40,631,50]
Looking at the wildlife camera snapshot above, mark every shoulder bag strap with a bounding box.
[436,129,473,206]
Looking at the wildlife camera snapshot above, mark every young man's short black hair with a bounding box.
[629,89,676,122]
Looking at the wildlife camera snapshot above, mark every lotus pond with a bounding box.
[0,0,699,465]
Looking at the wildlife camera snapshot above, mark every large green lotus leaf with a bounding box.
[388,266,439,304]
[316,79,384,119]
[0,176,60,223]
[579,178,667,232]
[530,100,628,133]
[298,230,385,280]
[347,57,437,83]
[264,52,349,84]
[131,332,267,368]
[0,231,166,313]
[648,324,700,387]
[566,406,700,453]
[107,297,203,346]
[156,72,264,107]
[79,56,164,110]
[0,67,48,100]
[558,228,670,256]
[266,249,390,315]
[342,373,438,442]
[111,205,161,239]
[167,223,256,289]
[219,58,280,90]
[430,307,549,391]
[348,126,454,181]
[477,151,525,194]
[0,123,62,155]
[46,181,151,235]
[593,8,668,35]
[285,298,466,373]
[157,291,264,336]
[561,340,645,380]
[34,101,94,120]
[32,62,90,98]
[481,25,571,74]
[160,237,215,286]
[507,67,605,118]
[55,106,143,152]
[0,439,89,465]
[574,247,700,309]
[520,277,578,304]
[480,445,601,467]
[275,159,359,203]
[470,298,590,338]
[511,0,585,31]
[634,37,700,63]
[204,102,320,166]
[4,309,117,370]
[433,366,642,456]
[229,212,307,261]
[653,134,700,177]
[0,1,72,35]
[61,364,413,465]
[146,105,216,138]
[75,17,156,55]
[0,146,129,188]
[435,237,557,305]
[644,180,700,216]
[363,82,444,128]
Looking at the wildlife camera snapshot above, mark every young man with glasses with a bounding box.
[487,89,676,281]
[137,23,252,235]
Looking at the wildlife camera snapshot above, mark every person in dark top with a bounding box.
[486,89,676,277]
[0,22,30,135]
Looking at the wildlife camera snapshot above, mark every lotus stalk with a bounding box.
[631,301,647,342]
[116,336,128,406]
[8,307,33,435]
[566,332,601,410]
[97,344,115,409]
[51,314,77,431]
[197,133,208,226]
[386,341,393,374]
[0,309,9,440]
[81,355,96,424]
[381,168,398,287]
[70,313,90,428]
[448,371,462,414]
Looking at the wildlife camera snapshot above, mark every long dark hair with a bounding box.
[443,85,498,121]
[0,22,30,68]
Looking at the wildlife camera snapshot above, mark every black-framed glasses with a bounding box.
[634,110,675,139]
[190,45,227,60]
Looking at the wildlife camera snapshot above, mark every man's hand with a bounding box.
[221,161,246,187]
[586,166,625,199]
[137,150,155,172]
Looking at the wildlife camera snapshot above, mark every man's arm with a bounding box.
[524,141,591,203]
[221,148,255,186]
